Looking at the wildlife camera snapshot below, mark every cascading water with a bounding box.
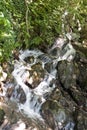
[2,38,76,130]
[12,49,57,120]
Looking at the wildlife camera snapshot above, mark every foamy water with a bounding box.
[12,40,76,119]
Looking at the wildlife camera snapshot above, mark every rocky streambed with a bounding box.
[0,37,87,130]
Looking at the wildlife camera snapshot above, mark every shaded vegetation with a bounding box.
[0,0,87,62]
[0,108,5,124]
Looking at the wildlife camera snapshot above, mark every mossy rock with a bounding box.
[73,44,87,58]
[0,108,5,124]
[57,60,78,89]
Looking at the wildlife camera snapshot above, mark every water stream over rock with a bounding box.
[11,38,75,119]
[0,37,87,130]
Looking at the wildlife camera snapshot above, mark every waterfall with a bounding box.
[12,49,57,119]
[11,38,76,120]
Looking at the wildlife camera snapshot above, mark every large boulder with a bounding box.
[55,44,87,130]
[41,87,75,130]
[57,60,78,89]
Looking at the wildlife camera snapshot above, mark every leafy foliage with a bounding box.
[0,0,87,62]
[0,12,16,62]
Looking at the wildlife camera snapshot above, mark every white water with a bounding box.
[12,49,57,119]
[12,39,76,119]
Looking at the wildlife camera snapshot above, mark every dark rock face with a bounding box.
[56,49,87,103]
[57,60,78,89]
[41,107,55,129]
[57,60,87,108]
[76,62,87,92]
[41,88,75,130]
[75,112,87,130]
[28,44,87,130]
[55,46,87,130]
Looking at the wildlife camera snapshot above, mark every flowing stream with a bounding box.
[11,38,76,121]
[12,49,57,119]
[0,38,77,130]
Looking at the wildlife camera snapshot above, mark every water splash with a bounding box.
[11,38,76,120]
[12,49,57,120]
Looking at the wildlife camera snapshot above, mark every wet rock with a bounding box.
[17,87,26,103]
[41,100,57,129]
[41,99,74,130]
[56,58,87,109]
[10,85,26,104]
[74,110,87,130]
[55,47,87,129]
[49,47,60,59]
[50,39,76,62]
[44,61,53,73]
[1,103,51,130]
[68,87,87,109]
[41,108,55,129]
[76,113,87,130]
[28,63,45,88]
[63,121,75,130]
[6,85,14,98]
[50,37,66,50]
[49,37,66,59]
[10,120,26,130]
[57,60,78,89]
[76,61,87,92]
[24,56,35,64]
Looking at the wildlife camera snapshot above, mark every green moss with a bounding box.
[0,108,5,124]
